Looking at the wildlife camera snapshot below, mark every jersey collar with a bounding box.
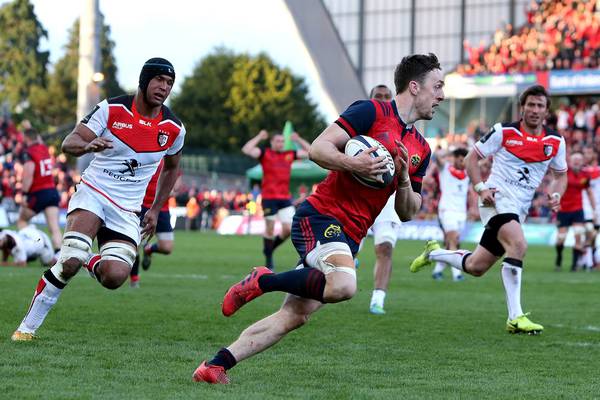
[391,100,414,137]
[132,101,163,126]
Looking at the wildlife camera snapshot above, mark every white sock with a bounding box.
[501,260,524,320]
[17,271,65,334]
[429,249,470,271]
[451,266,463,279]
[432,262,445,274]
[370,289,386,308]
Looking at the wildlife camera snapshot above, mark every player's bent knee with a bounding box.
[99,264,130,289]
[56,231,93,279]
[375,242,393,259]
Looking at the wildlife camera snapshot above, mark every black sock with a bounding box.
[258,267,326,302]
[263,237,274,256]
[556,244,564,267]
[571,248,581,271]
[130,255,139,277]
[272,235,287,251]
[208,347,237,370]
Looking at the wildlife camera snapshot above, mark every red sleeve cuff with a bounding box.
[335,117,357,137]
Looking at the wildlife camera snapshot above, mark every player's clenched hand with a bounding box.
[350,146,388,182]
[547,192,561,212]
[84,137,113,153]
[140,209,158,241]
[479,188,497,206]
[393,140,409,181]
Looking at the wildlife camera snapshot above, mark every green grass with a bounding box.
[1,232,600,399]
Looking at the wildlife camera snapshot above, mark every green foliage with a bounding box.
[171,48,326,152]
[0,0,49,113]
[29,17,124,128]
[1,234,600,398]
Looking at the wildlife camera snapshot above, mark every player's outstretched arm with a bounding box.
[242,130,268,159]
[291,132,311,159]
[61,124,113,157]
[141,152,182,239]
[309,123,387,178]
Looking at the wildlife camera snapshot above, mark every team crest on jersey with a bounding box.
[285,154,294,162]
[157,131,169,147]
[323,224,341,238]
[410,154,421,167]
[543,144,553,157]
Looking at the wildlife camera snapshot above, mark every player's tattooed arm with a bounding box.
[242,129,268,159]
[62,124,113,156]
[310,123,387,179]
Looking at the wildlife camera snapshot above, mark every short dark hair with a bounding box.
[369,84,392,98]
[519,84,551,109]
[24,128,38,140]
[393,53,441,94]
[453,148,468,158]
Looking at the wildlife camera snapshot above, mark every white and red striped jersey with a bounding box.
[474,121,567,216]
[438,164,469,213]
[80,95,185,212]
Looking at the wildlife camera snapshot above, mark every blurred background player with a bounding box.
[241,129,311,270]
[17,128,62,255]
[0,225,56,267]
[129,159,183,288]
[11,58,185,341]
[554,153,593,271]
[581,147,600,270]
[365,84,399,315]
[411,85,567,335]
[193,53,439,384]
[429,147,469,281]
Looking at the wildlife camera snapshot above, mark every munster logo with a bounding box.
[158,131,169,147]
[410,154,421,167]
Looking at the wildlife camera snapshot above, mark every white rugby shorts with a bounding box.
[438,210,467,233]
[478,190,527,227]
[68,183,141,245]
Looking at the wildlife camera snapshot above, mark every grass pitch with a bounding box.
[1,232,600,399]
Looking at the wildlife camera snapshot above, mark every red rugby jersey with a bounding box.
[307,99,431,243]
[560,168,589,212]
[259,148,297,200]
[26,143,55,192]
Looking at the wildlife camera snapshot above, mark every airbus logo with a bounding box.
[139,119,152,127]
[505,139,523,146]
[112,121,133,130]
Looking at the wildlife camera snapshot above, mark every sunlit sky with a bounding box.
[7,0,338,121]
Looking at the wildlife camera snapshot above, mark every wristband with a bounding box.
[473,182,486,193]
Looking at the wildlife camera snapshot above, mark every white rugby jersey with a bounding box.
[0,229,42,263]
[473,121,567,214]
[582,165,600,215]
[438,164,469,213]
[80,95,185,212]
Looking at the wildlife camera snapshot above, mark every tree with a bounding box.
[171,48,326,152]
[0,0,49,113]
[29,17,124,128]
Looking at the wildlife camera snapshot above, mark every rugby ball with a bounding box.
[344,135,395,189]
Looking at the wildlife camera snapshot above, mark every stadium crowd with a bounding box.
[458,0,600,75]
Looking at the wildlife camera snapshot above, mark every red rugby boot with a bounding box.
[192,361,230,384]
[222,266,273,317]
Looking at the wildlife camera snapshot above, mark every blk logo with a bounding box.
[120,159,141,176]
[517,167,530,184]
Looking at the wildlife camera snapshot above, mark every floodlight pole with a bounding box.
[76,0,102,172]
